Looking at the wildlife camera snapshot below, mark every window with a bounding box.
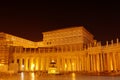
[47,42,52,45]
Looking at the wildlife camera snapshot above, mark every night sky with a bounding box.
[0,2,120,44]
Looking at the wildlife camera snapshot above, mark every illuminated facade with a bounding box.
[0,26,120,73]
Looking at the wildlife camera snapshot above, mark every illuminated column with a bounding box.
[25,58,28,71]
[96,54,100,72]
[117,53,120,70]
[107,53,113,71]
[40,58,44,71]
[74,58,77,71]
[60,58,63,71]
[93,55,96,72]
[113,53,117,71]
[82,57,85,71]
[35,58,39,71]
[92,55,95,72]
[90,54,93,72]
[45,58,49,71]
[62,58,65,72]
[87,54,90,72]
[79,57,82,71]
[57,58,60,71]
[95,55,97,72]
[30,58,34,71]
[79,58,82,71]
[83,56,86,71]
[39,58,42,71]
[93,54,95,72]
[44,58,46,71]
[84,56,87,71]
[100,53,103,72]
[41,58,45,71]
[20,58,23,71]
[104,53,108,71]
[80,56,83,71]
[64,59,67,71]
[76,57,80,71]
[71,58,74,71]
[65,58,68,71]
[68,58,71,72]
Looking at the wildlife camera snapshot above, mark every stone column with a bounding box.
[25,58,28,71]
[62,58,65,72]
[76,57,80,72]
[107,53,113,71]
[20,58,23,71]
[68,58,72,72]
[84,56,87,71]
[72,58,76,71]
[113,53,117,71]
[60,58,63,71]
[64,59,67,71]
[96,54,100,72]
[81,57,84,71]
[66,58,68,71]
[93,55,96,72]
[100,53,103,72]
[87,54,90,72]
[30,58,34,71]
[90,55,93,72]
[39,58,42,71]
[94,55,97,72]
[35,58,39,71]
[79,58,82,71]
[92,55,95,72]
[45,58,49,71]
[41,58,44,71]
[58,58,61,71]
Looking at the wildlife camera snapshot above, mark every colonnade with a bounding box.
[13,51,120,73]
[13,56,83,72]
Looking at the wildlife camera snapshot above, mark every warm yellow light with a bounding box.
[48,68,59,74]
[31,72,35,80]
[0,64,4,66]
[51,69,56,73]
[65,64,67,68]
[22,65,24,68]
[72,63,74,65]
[31,64,35,70]
[72,72,76,80]
[51,59,55,63]
[21,72,24,80]
[72,72,75,77]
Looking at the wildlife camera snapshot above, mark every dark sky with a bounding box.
[0,2,120,44]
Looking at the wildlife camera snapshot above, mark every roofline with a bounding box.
[42,26,84,34]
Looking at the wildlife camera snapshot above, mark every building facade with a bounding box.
[0,26,120,73]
